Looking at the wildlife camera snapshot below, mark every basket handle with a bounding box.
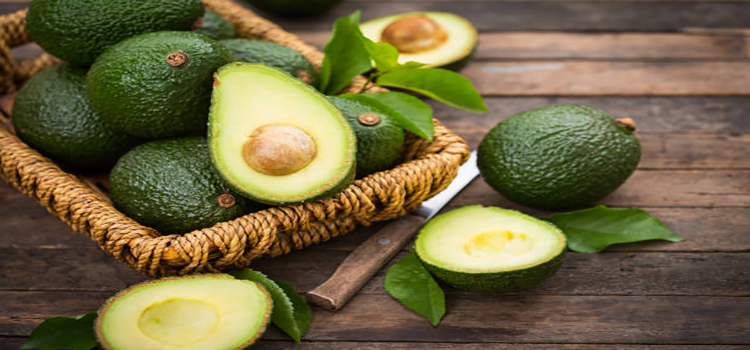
[0,9,59,95]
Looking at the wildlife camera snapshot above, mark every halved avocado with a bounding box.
[209,63,356,205]
[360,12,477,70]
[415,205,567,293]
[96,274,272,350]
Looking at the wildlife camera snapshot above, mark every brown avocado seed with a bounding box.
[380,14,448,53]
[243,124,317,176]
[357,113,381,126]
[615,118,637,133]
[166,50,190,68]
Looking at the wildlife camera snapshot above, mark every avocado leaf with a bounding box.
[320,10,373,94]
[546,205,686,253]
[376,68,487,113]
[340,92,434,141]
[361,36,399,72]
[230,269,311,344]
[20,312,98,350]
[384,252,446,326]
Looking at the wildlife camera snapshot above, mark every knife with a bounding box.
[307,150,479,311]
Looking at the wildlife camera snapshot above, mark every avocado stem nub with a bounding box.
[295,70,313,85]
[166,50,191,68]
[216,193,236,208]
[358,113,381,126]
[615,118,637,133]
[380,14,448,53]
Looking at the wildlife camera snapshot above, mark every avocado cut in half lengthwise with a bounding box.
[415,205,566,293]
[360,12,477,71]
[478,105,641,210]
[220,39,318,87]
[96,274,272,350]
[11,64,141,171]
[194,10,236,40]
[110,137,261,235]
[87,31,233,139]
[328,96,404,178]
[209,63,356,205]
[26,0,204,66]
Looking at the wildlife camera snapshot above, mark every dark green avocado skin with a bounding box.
[244,0,342,17]
[328,96,404,178]
[194,10,236,40]
[110,137,262,235]
[11,64,142,171]
[26,0,204,66]
[87,31,233,139]
[220,39,318,87]
[478,105,641,210]
[419,249,566,293]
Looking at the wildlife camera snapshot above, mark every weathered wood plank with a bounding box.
[462,61,750,95]
[265,2,750,32]
[4,244,748,296]
[3,292,749,344]
[297,31,750,60]
[432,97,750,132]
[253,343,750,350]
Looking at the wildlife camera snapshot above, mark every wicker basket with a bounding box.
[0,0,469,277]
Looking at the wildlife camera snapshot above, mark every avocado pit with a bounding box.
[243,124,317,176]
[380,14,448,53]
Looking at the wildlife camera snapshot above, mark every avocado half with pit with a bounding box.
[415,205,567,293]
[360,12,477,70]
[96,274,272,350]
[209,63,356,205]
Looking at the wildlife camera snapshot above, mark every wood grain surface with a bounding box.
[1,0,749,348]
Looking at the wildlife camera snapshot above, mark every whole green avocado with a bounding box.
[87,31,233,139]
[11,64,141,171]
[328,96,404,177]
[110,137,263,234]
[477,105,641,210]
[26,0,204,66]
[220,39,318,87]
[194,10,236,40]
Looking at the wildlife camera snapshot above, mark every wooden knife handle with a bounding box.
[307,214,426,311]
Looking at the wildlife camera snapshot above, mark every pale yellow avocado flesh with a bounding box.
[209,63,355,203]
[415,206,566,273]
[97,275,272,350]
[360,12,477,68]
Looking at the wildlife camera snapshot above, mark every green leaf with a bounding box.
[21,312,98,350]
[340,92,434,141]
[361,36,399,72]
[376,68,487,113]
[230,269,311,344]
[319,10,373,94]
[384,252,446,326]
[546,205,686,253]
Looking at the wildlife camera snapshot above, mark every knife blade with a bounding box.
[307,150,479,311]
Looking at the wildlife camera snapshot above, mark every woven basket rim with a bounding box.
[0,0,470,277]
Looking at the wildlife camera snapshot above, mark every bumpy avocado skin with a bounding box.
[220,39,318,87]
[194,10,236,40]
[11,64,142,171]
[419,249,566,293]
[244,0,342,17]
[328,96,404,177]
[26,0,204,66]
[110,137,262,234]
[478,105,641,210]
[87,31,233,139]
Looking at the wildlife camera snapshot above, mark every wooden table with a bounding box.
[2,1,749,349]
